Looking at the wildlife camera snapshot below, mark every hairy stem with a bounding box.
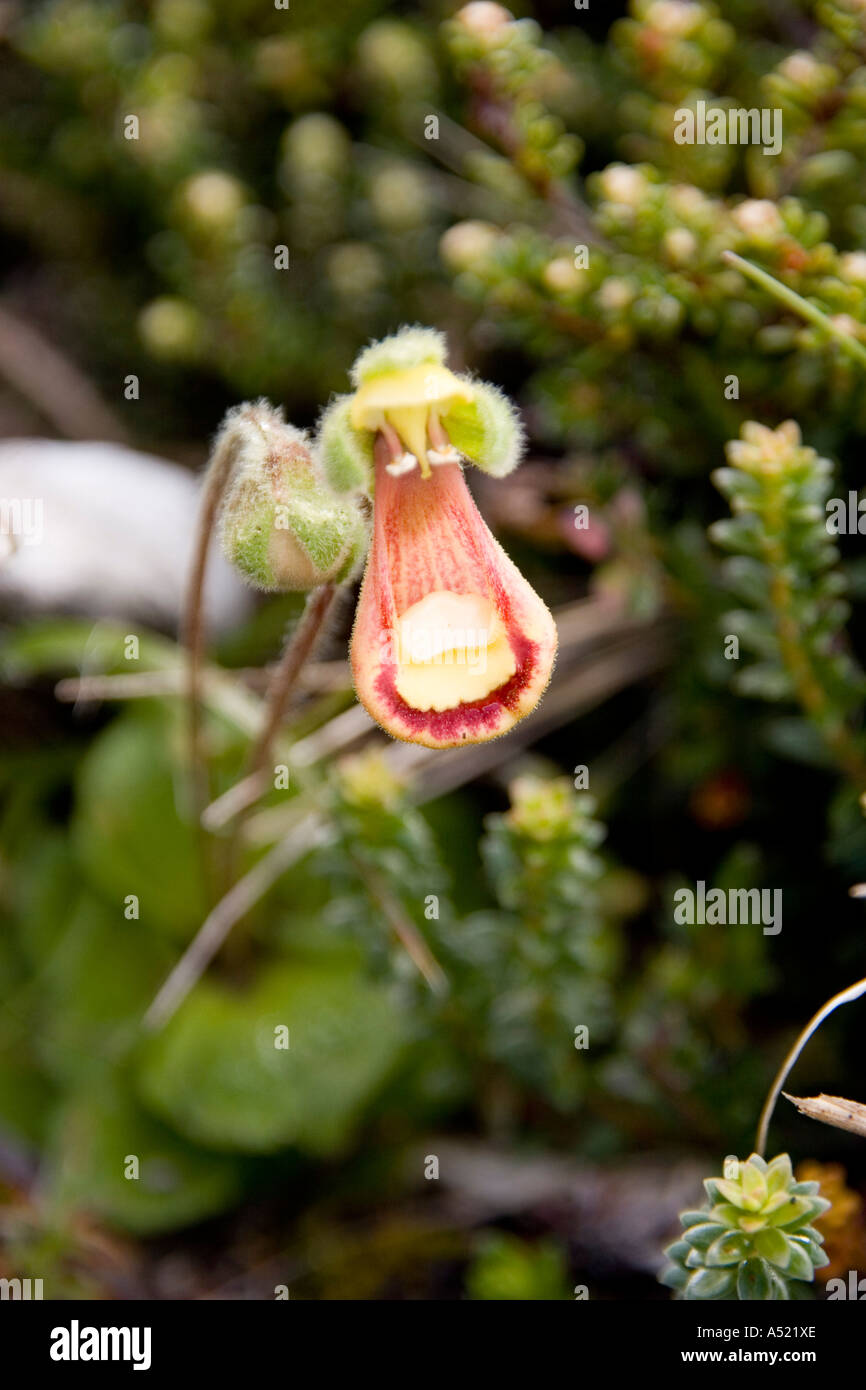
[216,583,339,899]
[244,584,338,790]
[182,428,241,863]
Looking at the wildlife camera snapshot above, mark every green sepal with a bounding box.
[441,378,525,478]
[350,326,446,386]
[317,395,375,495]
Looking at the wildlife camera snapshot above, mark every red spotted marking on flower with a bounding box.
[351,436,557,749]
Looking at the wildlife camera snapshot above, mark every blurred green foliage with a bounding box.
[466,1231,571,1300]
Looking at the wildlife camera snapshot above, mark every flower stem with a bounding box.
[216,582,339,896]
[244,583,339,788]
[182,427,241,891]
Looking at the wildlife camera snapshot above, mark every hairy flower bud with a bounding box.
[217,401,368,592]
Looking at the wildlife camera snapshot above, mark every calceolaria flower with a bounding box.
[317,327,557,748]
[217,400,368,591]
[660,1153,831,1300]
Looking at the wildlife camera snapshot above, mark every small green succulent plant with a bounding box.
[661,1153,831,1300]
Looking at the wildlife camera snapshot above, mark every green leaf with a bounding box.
[34,896,174,1085]
[762,1188,795,1214]
[705,1231,751,1267]
[680,1209,713,1228]
[713,1177,750,1209]
[137,960,406,1155]
[766,1196,811,1227]
[49,1078,241,1236]
[685,1267,734,1299]
[740,1160,768,1207]
[710,1201,746,1228]
[753,1226,791,1268]
[664,1240,692,1265]
[0,619,177,683]
[786,1241,818,1282]
[734,663,795,701]
[660,1263,689,1290]
[71,708,207,941]
[684,1223,728,1251]
[737,1257,772,1300]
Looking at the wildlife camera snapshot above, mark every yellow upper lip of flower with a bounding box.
[350,363,474,425]
[350,364,474,479]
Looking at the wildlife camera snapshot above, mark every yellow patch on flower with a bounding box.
[394,590,517,711]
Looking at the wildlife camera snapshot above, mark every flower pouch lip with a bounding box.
[317,326,558,748]
[350,437,557,748]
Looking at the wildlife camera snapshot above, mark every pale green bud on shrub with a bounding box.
[138,297,204,361]
[179,170,246,236]
[439,220,502,272]
[280,113,351,182]
[355,20,438,93]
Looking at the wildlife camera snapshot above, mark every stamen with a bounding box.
[428,448,462,465]
[427,410,452,451]
[381,419,408,462]
[385,453,418,477]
